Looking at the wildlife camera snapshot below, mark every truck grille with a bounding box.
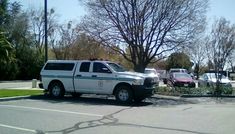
[144,78,155,87]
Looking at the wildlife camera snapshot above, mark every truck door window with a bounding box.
[93,62,111,73]
[80,62,90,72]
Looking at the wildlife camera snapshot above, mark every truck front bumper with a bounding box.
[132,85,155,99]
[38,83,43,89]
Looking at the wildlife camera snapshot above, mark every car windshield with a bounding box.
[144,70,157,74]
[170,69,187,73]
[108,63,126,72]
[174,73,191,78]
[208,73,226,79]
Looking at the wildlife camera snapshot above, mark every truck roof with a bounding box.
[46,60,111,63]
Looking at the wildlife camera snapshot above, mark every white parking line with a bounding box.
[0,105,104,117]
[0,123,37,133]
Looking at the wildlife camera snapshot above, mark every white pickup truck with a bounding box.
[39,60,156,103]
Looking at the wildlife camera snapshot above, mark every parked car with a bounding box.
[198,73,232,87]
[169,72,195,88]
[144,68,160,86]
[163,68,189,84]
[169,68,188,74]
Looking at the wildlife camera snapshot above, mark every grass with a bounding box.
[0,89,43,98]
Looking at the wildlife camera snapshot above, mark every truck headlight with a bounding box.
[133,79,142,85]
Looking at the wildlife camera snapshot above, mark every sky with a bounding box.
[9,0,87,24]
[9,0,235,26]
[207,0,235,25]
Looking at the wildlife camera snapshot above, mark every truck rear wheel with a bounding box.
[49,82,65,98]
[71,92,82,98]
[115,85,133,103]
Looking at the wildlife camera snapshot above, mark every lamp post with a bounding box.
[44,0,48,62]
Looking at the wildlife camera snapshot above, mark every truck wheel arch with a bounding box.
[113,82,133,95]
[48,80,64,91]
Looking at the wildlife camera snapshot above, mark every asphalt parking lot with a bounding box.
[1,95,235,134]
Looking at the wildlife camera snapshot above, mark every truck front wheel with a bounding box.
[115,85,133,103]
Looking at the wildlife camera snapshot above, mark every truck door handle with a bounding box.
[92,75,97,77]
[76,75,82,77]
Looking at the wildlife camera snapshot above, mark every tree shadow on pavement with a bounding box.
[39,107,211,134]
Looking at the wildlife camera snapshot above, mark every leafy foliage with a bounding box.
[0,0,44,80]
[166,52,193,70]
[155,86,233,96]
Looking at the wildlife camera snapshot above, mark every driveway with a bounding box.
[0,95,235,134]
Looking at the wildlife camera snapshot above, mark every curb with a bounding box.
[181,94,235,98]
[0,95,31,101]
[153,94,181,100]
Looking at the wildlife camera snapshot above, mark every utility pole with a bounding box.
[44,0,48,62]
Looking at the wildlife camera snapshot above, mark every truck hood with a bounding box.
[117,71,147,79]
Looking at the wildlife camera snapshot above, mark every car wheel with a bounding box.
[115,85,133,103]
[49,82,65,98]
[207,83,210,87]
[192,83,196,88]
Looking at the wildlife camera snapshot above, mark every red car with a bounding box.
[169,72,195,88]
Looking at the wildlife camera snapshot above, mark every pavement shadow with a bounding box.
[28,94,195,107]
[28,95,152,107]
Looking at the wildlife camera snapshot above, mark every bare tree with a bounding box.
[80,0,208,72]
[206,17,235,95]
[28,8,58,54]
[207,17,235,71]
[228,55,235,72]
[52,21,80,60]
[187,37,208,79]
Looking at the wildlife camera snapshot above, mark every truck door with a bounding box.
[91,62,114,94]
[74,62,94,93]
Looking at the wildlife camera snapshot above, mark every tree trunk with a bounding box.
[195,63,200,79]
[133,63,147,73]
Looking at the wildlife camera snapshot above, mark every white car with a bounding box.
[198,73,232,87]
[144,68,160,86]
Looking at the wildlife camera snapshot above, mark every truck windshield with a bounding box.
[108,63,126,72]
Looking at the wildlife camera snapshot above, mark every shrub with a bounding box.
[155,86,234,96]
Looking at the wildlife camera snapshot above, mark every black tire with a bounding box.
[134,98,145,103]
[163,79,167,84]
[115,85,133,103]
[207,83,210,87]
[49,82,65,98]
[71,92,82,98]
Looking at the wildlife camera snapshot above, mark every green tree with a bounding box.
[0,1,44,80]
[0,0,19,80]
[0,32,13,62]
[166,52,193,71]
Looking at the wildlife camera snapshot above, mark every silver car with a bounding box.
[198,73,232,87]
